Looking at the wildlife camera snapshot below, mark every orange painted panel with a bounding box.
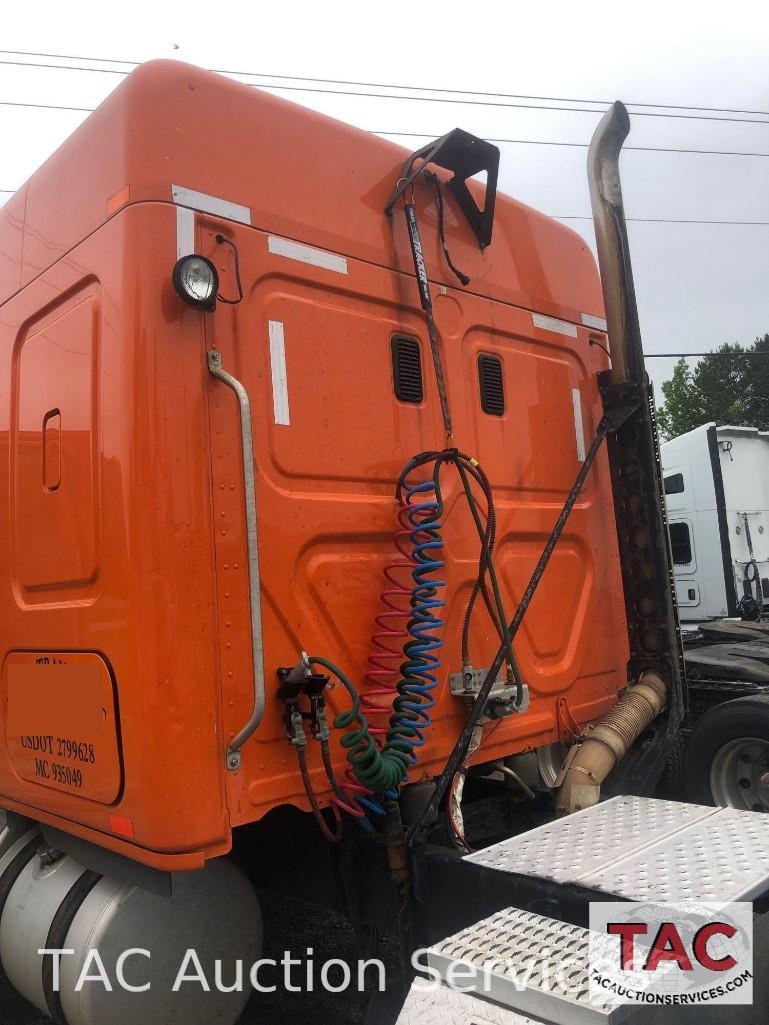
[0,62,629,870]
[3,652,122,804]
[14,286,99,596]
[0,206,229,866]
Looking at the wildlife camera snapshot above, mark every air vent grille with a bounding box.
[392,336,423,404]
[478,354,505,415]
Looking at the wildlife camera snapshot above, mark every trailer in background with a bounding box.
[662,422,769,623]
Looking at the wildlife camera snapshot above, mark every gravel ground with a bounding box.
[2,881,767,1025]
[3,901,768,1025]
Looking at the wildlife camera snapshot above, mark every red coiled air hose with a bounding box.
[361,503,415,735]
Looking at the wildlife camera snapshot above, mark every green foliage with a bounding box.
[656,335,769,440]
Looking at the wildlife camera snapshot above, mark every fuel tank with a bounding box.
[0,819,260,1025]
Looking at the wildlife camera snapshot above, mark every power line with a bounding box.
[2,48,769,118]
[375,131,769,159]
[0,52,768,125]
[645,351,769,358]
[0,99,93,112]
[0,186,764,225]
[555,215,769,225]
[2,99,768,162]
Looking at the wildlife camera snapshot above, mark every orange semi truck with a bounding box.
[0,61,695,1023]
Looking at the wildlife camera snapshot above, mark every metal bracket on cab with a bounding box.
[207,349,266,771]
[449,667,530,722]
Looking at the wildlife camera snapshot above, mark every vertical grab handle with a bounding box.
[207,349,266,770]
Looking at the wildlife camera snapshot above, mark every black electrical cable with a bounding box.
[441,457,503,651]
[396,448,523,695]
[455,458,522,694]
[296,745,343,844]
[427,173,470,286]
[409,413,623,845]
[454,459,513,670]
[458,467,503,651]
[451,458,505,652]
[589,338,611,357]
[215,234,243,304]
[403,199,453,439]
[318,737,373,832]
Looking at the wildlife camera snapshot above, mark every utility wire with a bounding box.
[0,52,768,124]
[555,215,769,225]
[644,351,769,357]
[1,99,93,112]
[375,131,769,160]
[2,100,768,161]
[0,185,765,224]
[0,178,763,361]
[1,49,769,119]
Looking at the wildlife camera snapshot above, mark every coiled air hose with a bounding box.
[310,448,524,802]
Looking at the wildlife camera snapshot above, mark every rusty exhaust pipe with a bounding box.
[553,104,674,814]
[587,101,645,387]
[555,672,667,815]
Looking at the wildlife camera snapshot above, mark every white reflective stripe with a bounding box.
[171,185,251,225]
[572,387,586,462]
[582,312,608,331]
[176,206,195,259]
[532,312,578,338]
[269,321,290,426]
[267,235,348,275]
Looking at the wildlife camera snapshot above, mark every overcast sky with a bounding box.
[2,0,768,395]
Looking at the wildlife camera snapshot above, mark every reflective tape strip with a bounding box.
[572,387,586,462]
[532,312,578,338]
[268,235,348,275]
[171,185,251,225]
[176,206,195,259]
[582,312,608,331]
[269,320,290,426]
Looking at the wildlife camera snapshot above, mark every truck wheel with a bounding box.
[683,695,769,811]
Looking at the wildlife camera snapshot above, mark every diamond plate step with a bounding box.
[395,981,538,1025]
[465,795,769,902]
[425,907,635,1025]
[590,806,769,902]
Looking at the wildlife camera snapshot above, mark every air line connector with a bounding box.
[277,654,311,749]
[276,654,331,747]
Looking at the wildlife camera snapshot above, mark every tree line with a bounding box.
[656,334,769,440]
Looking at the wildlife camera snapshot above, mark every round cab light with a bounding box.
[172,255,219,310]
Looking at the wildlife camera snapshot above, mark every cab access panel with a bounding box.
[0,201,232,871]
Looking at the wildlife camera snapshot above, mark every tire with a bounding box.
[683,695,769,810]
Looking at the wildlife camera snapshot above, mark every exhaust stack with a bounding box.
[555,102,684,813]
[587,101,644,386]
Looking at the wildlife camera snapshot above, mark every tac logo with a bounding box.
[608,918,739,973]
[588,901,754,1008]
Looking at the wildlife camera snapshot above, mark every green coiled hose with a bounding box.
[308,656,408,794]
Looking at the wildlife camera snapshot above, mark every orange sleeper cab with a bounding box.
[0,61,628,870]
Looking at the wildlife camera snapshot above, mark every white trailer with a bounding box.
[661,423,769,623]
